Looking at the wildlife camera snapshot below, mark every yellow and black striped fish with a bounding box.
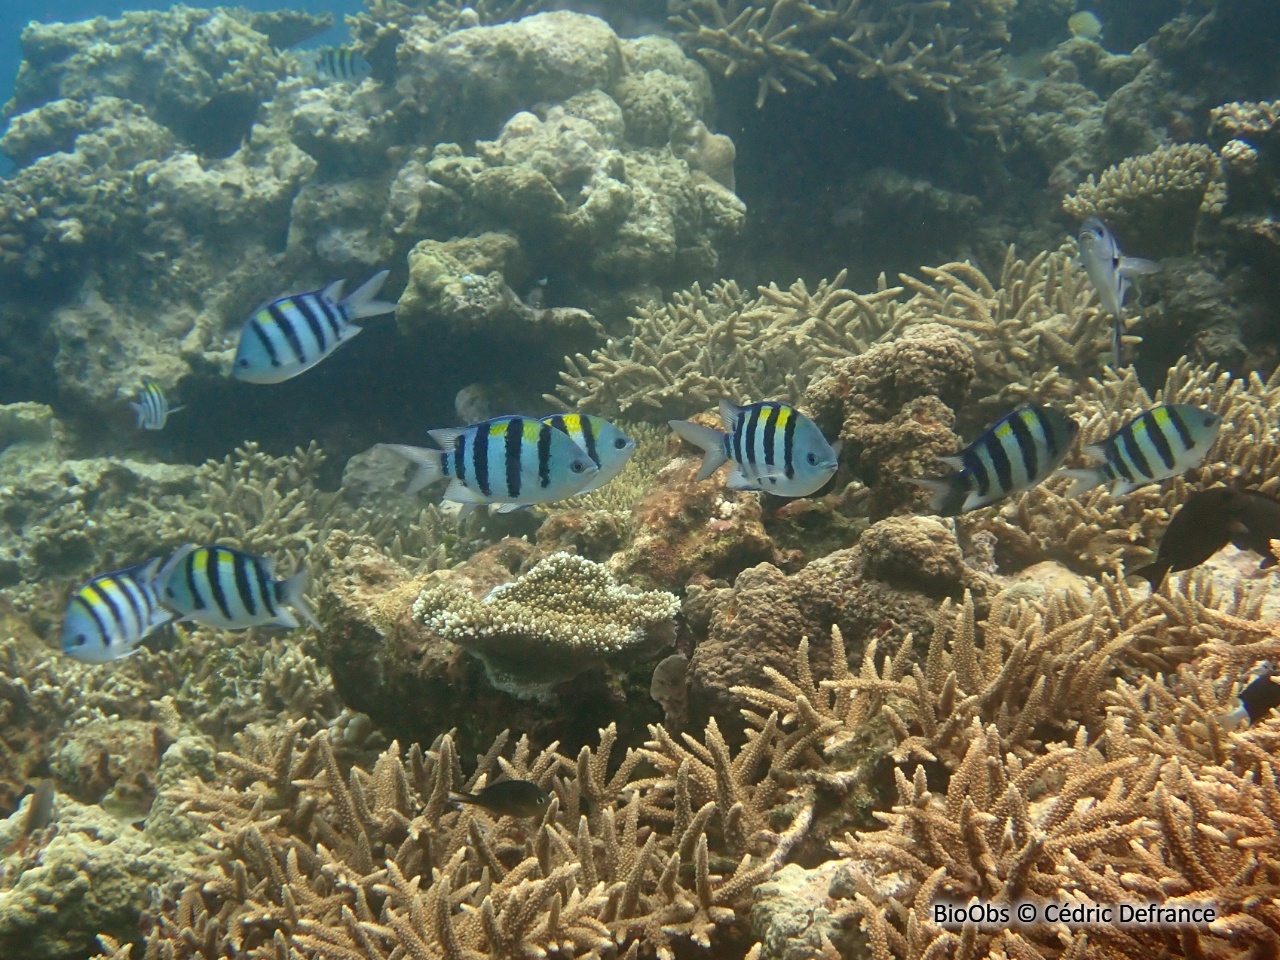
[913,405,1079,516]
[381,415,599,515]
[61,558,174,663]
[540,413,635,493]
[1059,404,1222,498]
[157,544,317,631]
[129,380,184,430]
[669,400,841,498]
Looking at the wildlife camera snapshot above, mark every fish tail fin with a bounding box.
[1128,560,1170,591]
[342,269,396,320]
[381,443,446,494]
[449,792,478,808]
[908,476,968,517]
[276,568,319,629]
[128,401,146,428]
[1058,468,1105,498]
[668,419,728,481]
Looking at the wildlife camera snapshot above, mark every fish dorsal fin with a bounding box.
[718,399,745,430]
[428,427,467,450]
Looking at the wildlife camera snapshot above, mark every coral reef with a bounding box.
[1063,143,1224,256]
[93,708,808,960]
[413,551,681,700]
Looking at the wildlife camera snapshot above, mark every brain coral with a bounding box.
[412,551,680,700]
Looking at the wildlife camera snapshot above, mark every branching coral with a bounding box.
[413,552,681,699]
[556,246,1115,425]
[99,708,809,960]
[667,0,1015,121]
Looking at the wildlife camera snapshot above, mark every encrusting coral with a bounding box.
[413,552,681,700]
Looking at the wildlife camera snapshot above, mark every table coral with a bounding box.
[413,551,680,700]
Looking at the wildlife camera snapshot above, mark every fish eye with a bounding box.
[70,634,87,647]
[806,452,818,465]
[571,460,587,473]
[614,437,628,449]
[237,358,249,367]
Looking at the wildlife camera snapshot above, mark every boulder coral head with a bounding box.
[412,551,680,700]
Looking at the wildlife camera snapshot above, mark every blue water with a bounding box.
[0,0,362,170]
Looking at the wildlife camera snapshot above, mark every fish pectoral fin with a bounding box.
[1118,256,1159,276]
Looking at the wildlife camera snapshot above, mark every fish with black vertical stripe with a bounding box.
[912,405,1079,516]
[379,415,599,515]
[130,381,184,430]
[232,270,396,384]
[60,558,174,662]
[668,400,841,498]
[1057,404,1222,498]
[157,544,318,630]
[540,414,636,493]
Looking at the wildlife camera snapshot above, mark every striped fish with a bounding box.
[911,405,1079,516]
[61,558,174,663]
[129,380,184,431]
[233,270,396,384]
[380,416,599,515]
[668,400,841,498]
[541,414,636,493]
[1059,403,1222,498]
[157,544,318,631]
[312,46,371,81]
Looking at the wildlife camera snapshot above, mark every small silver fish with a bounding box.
[130,381,184,431]
[1078,217,1158,365]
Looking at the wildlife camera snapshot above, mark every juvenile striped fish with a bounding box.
[911,405,1079,516]
[158,544,318,631]
[668,400,841,498]
[1058,404,1222,498]
[61,558,174,663]
[311,46,371,81]
[381,416,599,515]
[541,414,636,493]
[130,381,184,431]
[233,270,395,384]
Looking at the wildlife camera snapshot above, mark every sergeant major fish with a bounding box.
[233,270,396,384]
[911,405,1079,516]
[381,416,599,515]
[668,400,840,498]
[130,381,184,431]
[1058,404,1222,498]
[61,558,174,663]
[311,46,371,81]
[158,544,318,631]
[541,414,635,493]
[1078,217,1158,364]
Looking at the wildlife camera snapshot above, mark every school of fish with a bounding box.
[71,215,1235,665]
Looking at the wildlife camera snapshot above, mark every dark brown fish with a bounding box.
[1224,490,1280,568]
[450,779,550,818]
[3,779,55,857]
[1222,664,1280,729]
[1129,488,1238,589]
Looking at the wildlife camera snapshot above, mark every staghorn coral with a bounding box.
[972,359,1280,576]
[1062,143,1223,254]
[413,552,680,700]
[97,707,808,960]
[557,246,1116,426]
[667,0,1015,122]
